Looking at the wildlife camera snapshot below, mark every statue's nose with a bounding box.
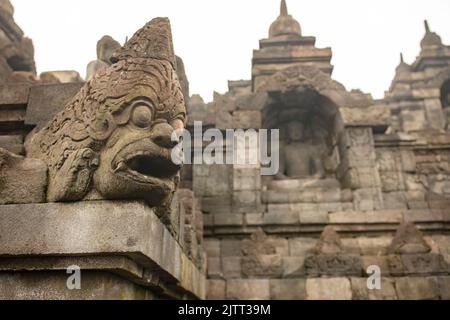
[151,122,178,148]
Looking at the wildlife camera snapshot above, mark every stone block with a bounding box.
[232,111,262,129]
[262,191,289,204]
[267,203,291,214]
[0,84,30,105]
[241,254,282,278]
[263,212,299,225]
[395,277,439,300]
[0,270,155,300]
[424,99,446,131]
[353,188,383,211]
[270,279,306,300]
[215,110,233,130]
[329,210,403,224]
[404,209,443,223]
[0,201,204,298]
[266,238,289,256]
[0,149,47,205]
[347,146,377,168]
[201,196,231,214]
[289,238,317,256]
[317,202,343,213]
[383,192,408,210]
[204,239,221,258]
[402,108,428,132]
[207,257,223,278]
[213,213,243,226]
[437,276,450,300]
[222,256,241,279]
[357,237,391,255]
[290,203,318,212]
[380,171,406,192]
[306,278,352,300]
[401,150,416,172]
[351,277,397,300]
[344,127,374,147]
[207,280,226,300]
[233,168,261,191]
[401,254,448,274]
[299,211,329,224]
[221,240,241,256]
[361,256,390,276]
[304,254,362,276]
[25,83,84,130]
[343,168,381,189]
[232,191,261,212]
[282,256,305,278]
[226,279,270,300]
[340,105,390,127]
[431,236,450,255]
[245,213,264,226]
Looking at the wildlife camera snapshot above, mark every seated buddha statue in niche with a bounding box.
[276,120,326,180]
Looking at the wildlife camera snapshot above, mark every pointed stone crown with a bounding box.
[111,17,176,68]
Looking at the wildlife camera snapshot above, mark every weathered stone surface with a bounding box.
[395,277,439,300]
[232,111,262,129]
[0,134,23,154]
[241,229,283,278]
[204,239,221,257]
[351,277,397,300]
[0,84,30,105]
[270,279,306,300]
[0,200,205,299]
[207,280,226,300]
[221,240,242,256]
[0,148,47,204]
[437,276,450,300]
[388,222,431,254]
[289,238,317,256]
[226,279,270,300]
[312,226,345,254]
[305,254,362,276]
[207,257,223,278]
[401,253,448,274]
[340,104,390,127]
[282,256,305,278]
[25,18,186,208]
[0,271,159,300]
[299,211,329,224]
[222,256,241,279]
[306,278,352,300]
[25,83,84,130]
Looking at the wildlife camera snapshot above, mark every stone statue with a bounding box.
[25,18,186,207]
[86,35,121,81]
[276,120,326,179]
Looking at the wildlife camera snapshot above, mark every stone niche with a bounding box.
[261,66,344,187]
[440,78,450,130]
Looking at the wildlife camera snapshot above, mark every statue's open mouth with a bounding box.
[111,140,181,184]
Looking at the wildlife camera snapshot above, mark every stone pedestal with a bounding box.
[0,200,205,300]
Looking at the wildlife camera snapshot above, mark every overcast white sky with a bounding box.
[11,0,450,102]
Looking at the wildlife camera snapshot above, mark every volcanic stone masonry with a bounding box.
[0,0,449,300]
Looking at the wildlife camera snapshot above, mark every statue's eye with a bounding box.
[131,104,153,128]
[170,118,185,130]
